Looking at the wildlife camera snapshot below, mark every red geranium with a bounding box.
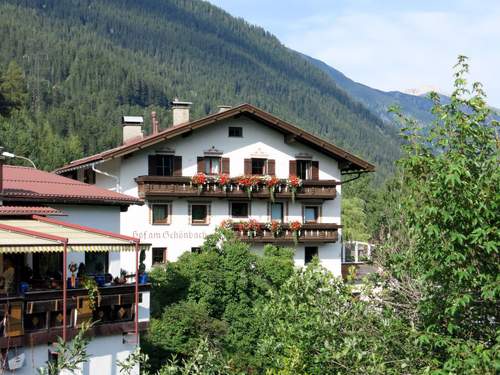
[192,172,207,185]
[287,175,302,188]
[265,176,280,188]
[216,173,231,186]
[289,221,302,232]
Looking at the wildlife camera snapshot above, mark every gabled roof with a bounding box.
[1,165,141,206]
[54,104,375,174]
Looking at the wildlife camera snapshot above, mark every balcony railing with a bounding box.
[136,176,337,200]
[0,283,150,348]
[231,222,340,243]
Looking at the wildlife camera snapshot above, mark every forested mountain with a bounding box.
[0,0,400,178]
[303,54,437,125]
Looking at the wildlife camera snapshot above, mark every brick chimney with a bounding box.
[171,99,192,127]
[151,111,159,135]
[122,116,144,144]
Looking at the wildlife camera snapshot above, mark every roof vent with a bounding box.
[171,99,192,127]
[217,105,232,113]
[122,116,144,144]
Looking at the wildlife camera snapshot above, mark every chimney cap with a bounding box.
[171,98,192,107]
[122,116,144,124]
[217,105,232,113]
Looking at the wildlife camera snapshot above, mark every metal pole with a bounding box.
[134,241,140,344]
[62,240,68,342]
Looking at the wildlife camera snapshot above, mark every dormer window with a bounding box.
[228,127,243,137]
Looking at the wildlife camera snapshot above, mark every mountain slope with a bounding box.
[303,54,436,125]
[0,0,400,178]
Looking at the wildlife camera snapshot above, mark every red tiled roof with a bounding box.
[54,103,375,174]
[1,166,141,205]
[0,206,64,216]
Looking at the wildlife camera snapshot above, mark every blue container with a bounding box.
[19,282,29,294]
[139,273,148,284]
[95,275,106,287]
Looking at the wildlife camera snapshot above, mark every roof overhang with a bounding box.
[54,104,375,175]
[0,215,149,253]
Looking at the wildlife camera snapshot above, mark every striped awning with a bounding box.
[0,216,148,253]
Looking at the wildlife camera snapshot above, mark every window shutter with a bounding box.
[244,158,251,175]
[267,159,276,176]
[197,157,204,173]
[289,160,297,177]
[221,157,230,174]
[311,161,319,180]
[173,156,182,176]
[148,155,157,176]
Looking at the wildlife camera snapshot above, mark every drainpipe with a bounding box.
[92,163,120,192]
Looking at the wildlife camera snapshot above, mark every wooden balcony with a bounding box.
[136,176,337,200]
[0,283,150,349]
[232,223,340,243]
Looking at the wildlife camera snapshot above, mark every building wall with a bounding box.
[94,116,343,275]
[49,204,123,277]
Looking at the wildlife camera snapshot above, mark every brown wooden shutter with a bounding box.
[221,157,230,174]
[289,160,297,177]
[173,156,182,176]
[148,155,157,176]
[197,157,205,173]
[244,158,252,175]
[267,159,276,176]
[311,161,319,180]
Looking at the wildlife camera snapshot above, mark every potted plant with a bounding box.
[266,220,282,238]
[219,219,233,230]
[215,173,231,191]
[287,176,303,203]
[246,219,261,238]
[114,269,127,285]
[264,175,281,202]
[191,172,207,194]
[289,221,302,245]
[238,175,260,199]
[94,262,106,287]
[82,278,100,312]
[68,262,78,289]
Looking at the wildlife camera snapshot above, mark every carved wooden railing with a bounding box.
[136,176,337,200]
[231,223,340,243]
[0,283,150,348]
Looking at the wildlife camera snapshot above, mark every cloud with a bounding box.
[281,4,500,106]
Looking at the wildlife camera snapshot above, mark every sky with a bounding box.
[208,0,500,107]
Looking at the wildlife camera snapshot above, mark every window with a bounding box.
[305,246,318,264]
[152,248,167,264]
[83,169,96,184]
[85,252,109,275]
[191,247,202,254]
[228,127,243,137]
[231,202,249,218]
[270,202,284,221]
[204,157,221,175]
[190,203,210,225]
[251,158,267,175]
[154,155,174,176]
[151,204,170,225]
[296,160,312,180]
[304,205,320,223]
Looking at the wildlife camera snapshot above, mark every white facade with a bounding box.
[87,116,344,276]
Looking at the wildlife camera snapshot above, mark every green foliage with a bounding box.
[37,321,92,375]
[0,0,399,174]
[0,60,27,117]
[381,56,500,373]
[341,197,370,242]
[146,230,295,372]
[256,263,430,374]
